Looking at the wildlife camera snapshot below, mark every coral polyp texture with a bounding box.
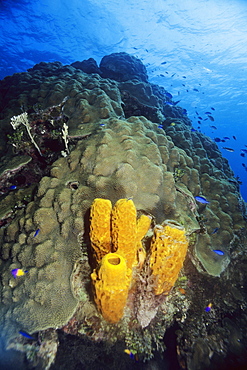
[91,252,132,323]
[149,222,189,295]
[0,53,246,368]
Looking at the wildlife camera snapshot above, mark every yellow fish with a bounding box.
[205,302,212,312]
[124,349,138,360]
[11,268,28,278]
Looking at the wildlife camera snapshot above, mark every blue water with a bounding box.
[0,0,247,200]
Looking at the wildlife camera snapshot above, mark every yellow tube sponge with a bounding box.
[91,253,132,323]
[111,199,138,268]
[89,198,112,262]
[149,222,188,295]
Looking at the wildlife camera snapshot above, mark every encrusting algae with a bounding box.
[89,198,189,324]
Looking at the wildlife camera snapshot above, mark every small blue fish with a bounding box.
[191,128,197,132]
[33,228,40,237]
[19,330,34,339]
[195,196,210,204]
[165,101,174,106]
[124,349,138,361]
[207,115,215,121]
[212,227,219,234]
[205,303,212,312]
[11,268,28,278]
[223,147,234,152]
[212,249,224,256]
[164,92,173,99]
[9,185,17,190]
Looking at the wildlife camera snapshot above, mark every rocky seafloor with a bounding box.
[0,52,246,370]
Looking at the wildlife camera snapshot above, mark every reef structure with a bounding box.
[0,52,246,368]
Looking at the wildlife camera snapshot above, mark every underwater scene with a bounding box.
[0,1,247,370]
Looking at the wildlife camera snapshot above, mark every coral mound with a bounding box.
[100,52,148,82]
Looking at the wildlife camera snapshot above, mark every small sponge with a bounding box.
[91,253,132,323]
[149,222,188,295]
